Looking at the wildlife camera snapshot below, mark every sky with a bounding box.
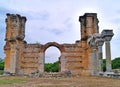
[0,0,120,63]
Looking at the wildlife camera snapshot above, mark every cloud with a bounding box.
[0,30,5,58]
[0,0,120,61]
[45,46,61,63]
[25,11,50,21]
[112,18,120,24]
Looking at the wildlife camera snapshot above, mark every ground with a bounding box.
[0,76,120,87]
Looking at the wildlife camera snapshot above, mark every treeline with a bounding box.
[0,58,4,70]
[44,61,59,72]
[102,57,120,71]
[45,57,120,72]
[0,57,120,72]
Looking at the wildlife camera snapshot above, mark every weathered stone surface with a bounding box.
[4,13,111,76]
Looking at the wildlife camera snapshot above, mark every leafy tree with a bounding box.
[102,57,120,72]
[102,59,106,72]
[44,61,59,72]
[112,57,120,69]
[51,61,59,72]
[44,63,52,72]
[0,58,4,70]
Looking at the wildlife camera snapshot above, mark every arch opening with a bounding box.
[44,46,61,72]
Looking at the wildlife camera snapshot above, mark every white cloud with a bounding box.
[0,0,120,61]
[45,46,61,63]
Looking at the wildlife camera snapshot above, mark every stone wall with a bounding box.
[4,13,100,76]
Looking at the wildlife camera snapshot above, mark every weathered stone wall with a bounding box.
[62,42,83,75]
[4,13,100,76]
[19,44,40,75]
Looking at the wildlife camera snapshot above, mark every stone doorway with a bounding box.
[42,42,65,72]
[44,46,61,72]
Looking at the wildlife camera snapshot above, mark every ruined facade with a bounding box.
[4,13,113,76]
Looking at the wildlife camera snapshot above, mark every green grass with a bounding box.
[0,77,26,85]
[0,70,4,75]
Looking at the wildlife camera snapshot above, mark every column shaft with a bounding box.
[98,46,103,72]
[105,41,112,71]
[93,49,98,75]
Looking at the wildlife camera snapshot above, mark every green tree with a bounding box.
[44,61,59,72]
[51,61,59,72]
[112,57,120,69]
[44,63,52,72]
[0,58,4,70]
[102,59,106,72]
[102,57,120,72]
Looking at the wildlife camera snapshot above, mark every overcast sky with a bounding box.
[0,0,120,63]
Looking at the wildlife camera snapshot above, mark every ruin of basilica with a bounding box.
[4,13,114,76]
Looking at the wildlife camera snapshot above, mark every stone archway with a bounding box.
[40,42,65,72]
[42,42,65,53]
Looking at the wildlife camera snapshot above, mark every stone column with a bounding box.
[95,35,104,72]
[102,30,114,72]
[92,48,98,75]
[105,40,112,71]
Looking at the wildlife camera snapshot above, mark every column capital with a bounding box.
[87,36,97,49]
[95,38,104,46]
[93,33,104,46]
[101,30,114,41]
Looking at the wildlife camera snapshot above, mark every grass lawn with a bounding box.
[0,76,119,87]
[0,76,26,86]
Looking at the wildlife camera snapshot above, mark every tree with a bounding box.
[112,57,120,69]
[0,58,4,70]
[51,61,59,72]
[44,61,59,72]
[102,59,106,72]
[44,63,53,72]
[102,57,120,72]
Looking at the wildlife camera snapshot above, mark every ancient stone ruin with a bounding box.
[4,13,114,76]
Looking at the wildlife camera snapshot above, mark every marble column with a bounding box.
[101,30,114,72]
